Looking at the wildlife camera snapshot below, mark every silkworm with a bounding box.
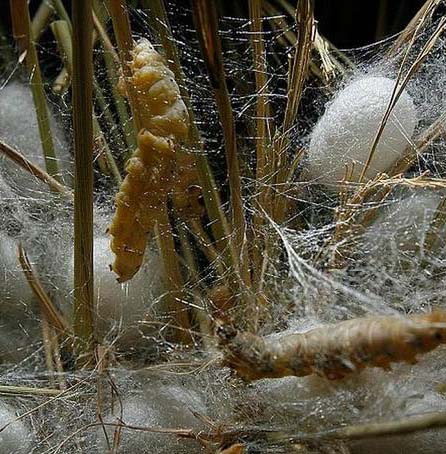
[109,39,189,282]
[217,311,446,381]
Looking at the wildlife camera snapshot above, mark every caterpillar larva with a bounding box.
[109,39,190,282]
[217,311,446,381]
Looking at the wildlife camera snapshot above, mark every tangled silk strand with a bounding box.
[218,311,446,380]
[109,39,189,282]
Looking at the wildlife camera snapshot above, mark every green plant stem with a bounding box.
[49,1,72,93]
[52,0,71,28]
[72,0,95,366]
[52,68,71,94]
[50,20,73,66]
[31,1,54,41]
[10,0,60,181]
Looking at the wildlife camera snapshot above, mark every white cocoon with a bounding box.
[363,190,446,256]
[97,385,206,453]
[0,231,45,362]
[307,76,417,188]
[0,81,72,192]
[67,235,165,350]
[0,401,33,454]
[350,391,446,454]
[0,232,34,320]
[0,175,27,234]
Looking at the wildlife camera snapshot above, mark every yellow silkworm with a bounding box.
[126,39,189,138]
[109,39,189,282]
[217,311,446,381]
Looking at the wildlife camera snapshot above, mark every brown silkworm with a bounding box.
[217,311,446,381]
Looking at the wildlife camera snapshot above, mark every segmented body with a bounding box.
[109,39,189,282]
[217,312,446,381]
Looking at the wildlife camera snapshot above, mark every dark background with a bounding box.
[315,0,426,48]
[0,1,429,50]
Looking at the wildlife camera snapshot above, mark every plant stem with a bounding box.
[249,0,270,187]
[92,77,127,167]
[191,0,250,289]
[49,1,72,93]
[72,0,95,365]
[0,385,62,397]
[52,68,71,94]
[178,226,214,347]
[390,111,446,176]
[107,0,143,132]
[156,205,192,344]
[92,8,136,151]
[106,1,194,341]
[249,0,272,286]
[0,139,73,199]
[52,0,72,28]
[31,1,54,41]
[10,0,60,181]
[387,0,439,57]
[18,244,72,334]
[144,0,233,261]
[360,17,446,183]
[272,0,314,223]
[51,19,123,185]
[50,20,73,68]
